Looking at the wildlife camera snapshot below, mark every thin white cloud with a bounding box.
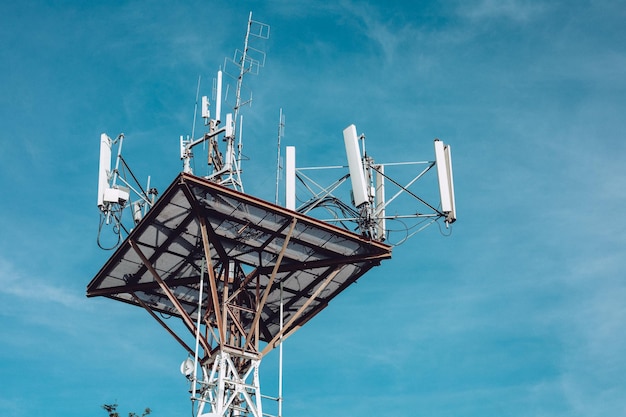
[340,1,404,66]
[458,0,547,23]
[0,258,86,309]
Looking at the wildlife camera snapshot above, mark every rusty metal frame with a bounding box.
[244,217,297,352]
[261,265,341,356]
[88,173,392,363]
[129,238,212,355]
[88,172,393,417]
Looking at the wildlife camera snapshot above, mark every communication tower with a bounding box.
[88,12,457,417]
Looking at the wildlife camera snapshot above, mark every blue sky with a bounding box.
[1,0,625,416]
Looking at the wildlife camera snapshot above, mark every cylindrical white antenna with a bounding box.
[215,70,222,123]
[285,146,296,210]
[132,201,143,224]
[238,115,244,157]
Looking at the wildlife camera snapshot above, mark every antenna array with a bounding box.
[179,12,270,193]
[285,124,457,243]
[96,133,157,249]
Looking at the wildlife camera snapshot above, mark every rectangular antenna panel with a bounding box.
[179,135,185,159]
[285,146,296,210]
[343,124,369,207]
[201,96,210,119]
[97,133,112,208]
[434,139,457,223]
[225,113,234,138]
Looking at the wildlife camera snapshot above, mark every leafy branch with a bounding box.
[102,403,151,417]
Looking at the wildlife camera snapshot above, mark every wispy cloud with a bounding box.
[339,1,406,67]
[0,258,86,309]
[457,0,547,23]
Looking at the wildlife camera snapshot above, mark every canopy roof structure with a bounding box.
[87,173,392,360]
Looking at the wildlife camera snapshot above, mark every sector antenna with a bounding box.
[87,12,457,417]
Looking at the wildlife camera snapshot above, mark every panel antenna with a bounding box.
[434,139,456,225]
[343,124,369,208]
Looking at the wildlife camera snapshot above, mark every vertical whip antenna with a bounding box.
[191,75,201,142]
[275,108,285,205]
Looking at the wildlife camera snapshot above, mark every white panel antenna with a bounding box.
[225,113,234,138]
[343,124,369,207]
[98,133,112,208]
[98,133,130,208]
[179,135,186,159]
[201,96,210,119]
[434,139,456,223]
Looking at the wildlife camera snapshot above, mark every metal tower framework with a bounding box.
[88,173,392,417]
